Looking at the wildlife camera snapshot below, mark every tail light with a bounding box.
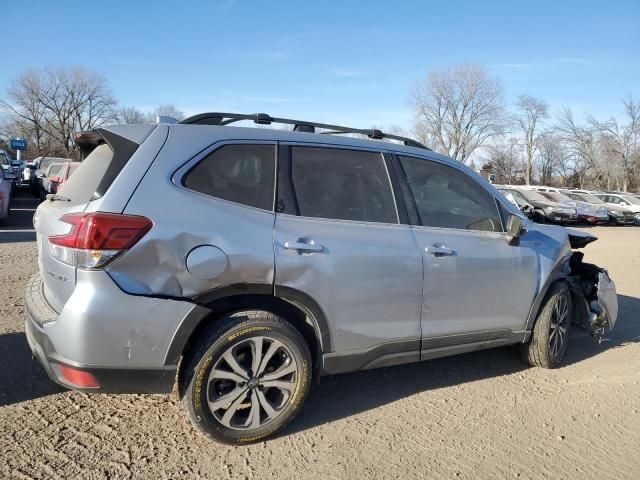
[48,212,152,269]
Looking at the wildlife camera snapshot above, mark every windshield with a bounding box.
[620,195,640,205]
[517,189,549,202]
[48,164,64,177]
[39,157,69,171]
[571,192,605,204]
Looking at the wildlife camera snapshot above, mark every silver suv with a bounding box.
[25,113,618,444]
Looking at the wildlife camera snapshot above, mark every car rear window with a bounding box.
[57,144,114,205]
[183,144,276,211]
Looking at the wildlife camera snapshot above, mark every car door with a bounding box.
[273,145,423,365]
[395,155,538,350]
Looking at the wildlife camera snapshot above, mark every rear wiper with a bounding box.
[47,194,71,203]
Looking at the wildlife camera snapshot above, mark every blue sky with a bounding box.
[3,0,639,130]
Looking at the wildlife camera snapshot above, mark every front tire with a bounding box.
[180,311,312,444]
[521,282,572,368]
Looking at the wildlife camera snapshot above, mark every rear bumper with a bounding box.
[24,272,194,393]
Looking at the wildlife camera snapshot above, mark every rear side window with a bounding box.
[290,147,397,224]
[183,144,275,211]
[399,156,502,232]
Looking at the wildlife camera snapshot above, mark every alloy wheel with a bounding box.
[206,336,298,430]
[549,294,569,360]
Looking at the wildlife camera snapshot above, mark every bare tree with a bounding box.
[536,132,564,185]
[410,64,504,163]
[0,67,116,158]
[153,104,185,121]
[117,106,151,124]
[484,136,522,184]
[588,96,640,191]
[514,95,548,185]
[555,108,603,188]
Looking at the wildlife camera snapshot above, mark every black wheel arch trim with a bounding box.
[164,283,332,366]
[524,256,572,336]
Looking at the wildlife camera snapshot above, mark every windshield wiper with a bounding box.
[47,194,71,203]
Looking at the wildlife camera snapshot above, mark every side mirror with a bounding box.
[507,214,525,245]
[50,175,61,184]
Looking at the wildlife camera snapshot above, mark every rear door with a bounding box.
[273,145,423,358]
[395,155,538,346]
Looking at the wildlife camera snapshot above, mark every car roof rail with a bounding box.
[179,112,429,150]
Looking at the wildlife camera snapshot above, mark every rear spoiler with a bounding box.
[74,124,157,158]
[75,131,106,157]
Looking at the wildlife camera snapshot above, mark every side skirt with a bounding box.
[321,330,526,376]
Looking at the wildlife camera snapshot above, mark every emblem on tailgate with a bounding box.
[47,270,69,282]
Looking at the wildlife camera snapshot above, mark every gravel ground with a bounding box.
[1,192,639,479]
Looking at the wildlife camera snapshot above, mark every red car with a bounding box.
[49,162,81,194]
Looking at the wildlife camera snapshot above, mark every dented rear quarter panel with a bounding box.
[107,126,276,298]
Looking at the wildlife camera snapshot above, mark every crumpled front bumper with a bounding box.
[568,253,618,336]
[588,271,618,334]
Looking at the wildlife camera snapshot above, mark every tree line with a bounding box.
[1,64,638,192]
[409,64,639,191]
[0,67,184,159]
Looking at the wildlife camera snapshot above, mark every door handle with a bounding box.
[284,240,324,253]
[425,244,455,256]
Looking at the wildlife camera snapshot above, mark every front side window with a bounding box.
[290,147,397,223]
[184,144,275,210]
[399,156,502,232]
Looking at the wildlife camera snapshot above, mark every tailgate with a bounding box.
[34,125,157,313]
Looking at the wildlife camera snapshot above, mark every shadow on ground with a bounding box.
[0,332,63,406]
[286,293,640,436]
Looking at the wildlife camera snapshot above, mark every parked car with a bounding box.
[26,114,618,444]
[496,188,534,218]
[499,187,577,224]
[594,193,640,224]
[0,150,18,196]
[0,166,12,226]
[38,163,66,200]
[536,191,609,224]
[566,191,636,225]
[33,157,73,198]
[46,161,80,195]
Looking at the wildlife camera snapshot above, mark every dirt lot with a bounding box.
[1,192,639,480]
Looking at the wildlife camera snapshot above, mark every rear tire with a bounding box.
[521,282,572,369]
[179,310,312,444]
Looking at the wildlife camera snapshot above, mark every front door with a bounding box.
[396,155,538,347]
